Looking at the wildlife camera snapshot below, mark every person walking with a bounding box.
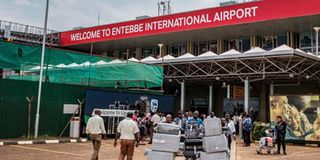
[86,110,106,160]
[149,112,161,144]
[225,113,236,149]
[275,116,287,155]
[242,112,252,147]
[114,112,140,160]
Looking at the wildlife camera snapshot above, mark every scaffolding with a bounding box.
[0,20,59,46]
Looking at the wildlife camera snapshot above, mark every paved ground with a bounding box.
[0,139,319,160]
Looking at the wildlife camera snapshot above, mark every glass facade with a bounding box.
[141,47,158,58]
[299,32,320,53]
[168,43,187,57]
[103,30,320,59]
[193,40,217,55]
[277,34,287,46]
[119,49,136,59]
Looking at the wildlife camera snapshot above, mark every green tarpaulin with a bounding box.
[1,41,163,88]
[0,41,112,70]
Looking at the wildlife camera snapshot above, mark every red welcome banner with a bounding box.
[60,0,320,46]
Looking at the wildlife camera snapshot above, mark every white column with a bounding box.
[244,79,249,114]
[180,81,185,112]
[270,84,274,96]
[208,85,213,113]
[314,27,320,56]
[227,84,231,99]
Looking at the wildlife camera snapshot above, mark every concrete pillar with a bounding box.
[217,38,224,54]
[244,79,249,114]
[180,81,185,112]
[250,35,256,48]
[270,84,274,95]
[287,32,291,46]
[114,49,120,58]
[187,41,193,54]
[163,45,168,56]
[227,84,231,99]
[260,83,266,122]
[208,85,213,113]
[135,48,142,60]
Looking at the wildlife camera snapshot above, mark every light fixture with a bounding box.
[222,82,227,88]
[215,77,220,81]
[289,73,294,78]
[306,75,310,79]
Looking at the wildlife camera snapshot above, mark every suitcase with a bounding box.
[147,150,176,160]
[204,118,222,136]
[156,123,180,135]
[203,135,228,153]
[200,151,230,160]
[152,133,180,152]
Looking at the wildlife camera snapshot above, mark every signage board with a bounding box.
[92,109,137,117]
[63,104,79,114]
[60,0,320,46]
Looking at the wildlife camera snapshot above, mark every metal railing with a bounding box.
[0,20,60,46]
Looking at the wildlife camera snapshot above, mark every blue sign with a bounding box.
[84,89,175,116]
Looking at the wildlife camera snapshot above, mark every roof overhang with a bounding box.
[143,46,320,83]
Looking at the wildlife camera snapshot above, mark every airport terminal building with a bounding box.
[1,0,319,122]
[56,0,320,122]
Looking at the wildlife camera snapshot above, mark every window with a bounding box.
[209,41,218,53]
[300,32,312,52]
[228,39,241,51]
[170,45,179,57]
[242,38,250,52]
[277,34,287,47]
[199,43,208,54]
[262,36,274,50]
[169,43,187,56]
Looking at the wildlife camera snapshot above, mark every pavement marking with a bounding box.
[45,140,59,144]
[11,145,87,157]
[17,141,33,145]
[0,142,3,146]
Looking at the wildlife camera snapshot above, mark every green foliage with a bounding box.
[252,122,270,140]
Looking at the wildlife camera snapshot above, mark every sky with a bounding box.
[0,0,221,31]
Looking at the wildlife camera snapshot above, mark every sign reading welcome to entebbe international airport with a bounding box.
[60,0,320,46]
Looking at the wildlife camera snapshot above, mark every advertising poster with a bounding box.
[84,89,176,116]
[270,95,320,142]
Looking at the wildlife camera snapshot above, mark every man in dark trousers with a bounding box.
[242,112,252,147]
[275,116,287,155]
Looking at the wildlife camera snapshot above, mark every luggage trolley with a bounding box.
[256,128,277,154]
[183,121,204,160]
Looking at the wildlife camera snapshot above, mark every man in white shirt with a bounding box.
[149,112,161,144]
[207,112,217,119]
[114,112,140,160]
[225,113,236,150]
[86,110,106,160]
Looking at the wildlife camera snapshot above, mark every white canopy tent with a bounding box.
[141,45,320,65]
